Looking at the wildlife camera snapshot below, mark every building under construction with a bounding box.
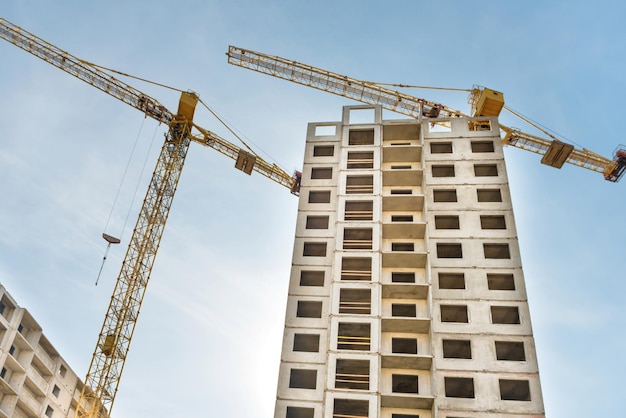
[0,285,101,418]
[274,105,544,418]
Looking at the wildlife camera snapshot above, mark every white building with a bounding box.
[274,105,545,418]
[0,285,97,418]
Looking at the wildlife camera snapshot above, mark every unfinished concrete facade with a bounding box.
[274,105,545,418]
[0,285,99,418]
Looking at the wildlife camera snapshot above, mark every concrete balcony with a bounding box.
[383,222,425,239]
[25,369,47,396]
[382,252,427,269]
[383,144,421,163]
[33,346,55,375]
[382,195,424,212]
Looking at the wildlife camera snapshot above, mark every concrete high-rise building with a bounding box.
[274,105,545,418]
[0,285,101,418]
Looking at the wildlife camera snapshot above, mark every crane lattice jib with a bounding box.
[0,18,173,125]
[500,126,617,177]
[228,45,622,181]
[227,46,467,119]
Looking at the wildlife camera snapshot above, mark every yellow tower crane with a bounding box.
[0,19,300,418]
[226,46,626,182]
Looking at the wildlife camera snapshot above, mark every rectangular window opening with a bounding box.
[296,301,323,318]
[440,305,469,323]
[347,151,374,169]
[434,215,460,229]
[432,165,455,177]
[433,189,457,202]
[346,175,374,194]
[303,242,327,257]
[391,242,414,252]
[286,406,315,418]
[289,369,317,389]
[337,322,371,351]
[495,341,526,361]
[499,379,531,401]
[308,190,331,204]
[480,215,506,230]
[339,289,371,315]
[306,216,330,229]
[436,243,463,258]
[293,334,321,353]
[484,243,511,259]
[392,303,417,317]
[438,273,465,289]
[341,257,372,281]
[474,164,498,177]
[392,338,418,354]
[348,128,375,145]
[468,120,492,132]
[392,374,419,394]
[349,109,375,125]
[390,189,412,195]
[343,228,373,250]
[491,306,521,324]
[391,215,413,222]
[335,359,370,390]
[445,377,475,398]
[311,167,333,179]
[430,142,453,154]
[333,398,369,418]
[391,272,415,283]
[345,201,373,221]
[487,273,516,290]
[313,145,335,156]
[442,339,472,359]
[477,188,502,202]
[300,271,325,287]
[471,139,495,151]
[315,125,337,136]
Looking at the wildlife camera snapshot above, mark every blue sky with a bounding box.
[1,1,625,417]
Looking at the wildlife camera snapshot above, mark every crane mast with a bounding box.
[227,45,625,182]
[0,18,299,417]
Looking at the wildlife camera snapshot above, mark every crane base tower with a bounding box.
[274,105,545,418]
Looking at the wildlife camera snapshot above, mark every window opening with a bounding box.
[445,377,475,398]
[495,341,526,361]
[308,190,331,203]
[315,125,337,136]
[483,243,511,259]
[311,167,333,179]
[347,151,374,169]
[306,216,329,229]
[341,257,372,281]
[303,242,327,257]
[499,379,531,401]
[339,289,371,315]
[442,339,472,359]
[346,175,374,194]
[440,305,469,323]
[293,334,320,353]
[433,189,457,202]
[474,164,498,176]
[392,304,416,317]
[343,228,373,250]
[438,273,465,289]
[491,306,520,324]
[434,215,460,229]
[391,272,415,283]
[289,369,317,389]
[432,165,455,177]
[333,398,369,418]
[296,301,323,318]
[470,139,495,151]
[392,338,418,354]
[430,142,453,153]
[348,128,375,145]
[335,359,370,390]
[392,242,414,252]
[345,201,373,221]
[286,406,315,418]
[436,243,463,258]
[392,374,419,393]
[477,188,502,202]
[487,273,515,290]
[391,215,413,222]
[337,322,370,351]
[313,145,335,156]
[300,271,325,287]
[480,215,506,229]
